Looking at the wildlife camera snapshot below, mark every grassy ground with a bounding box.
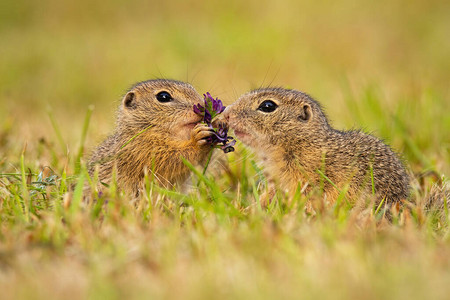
[1,0,449,299]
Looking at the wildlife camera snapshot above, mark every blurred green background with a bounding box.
[0,2,449,299]
[0,0,449,174]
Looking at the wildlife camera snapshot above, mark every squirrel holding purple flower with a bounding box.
[193,92,236,153]
[88,79,233,196]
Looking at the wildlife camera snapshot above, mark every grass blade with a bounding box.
[75,105,94,174]
[47,107,67,154]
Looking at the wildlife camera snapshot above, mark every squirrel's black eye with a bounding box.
[156,91,173,102]
[257,100,278,113]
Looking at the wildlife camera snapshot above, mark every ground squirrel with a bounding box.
[223,87,410,205]
[88,79,215,195]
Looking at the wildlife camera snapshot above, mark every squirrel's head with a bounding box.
[223,87,331,151]
[117,79,203,140]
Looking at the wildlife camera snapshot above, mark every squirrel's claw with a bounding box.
[212,118,228,131]
[192,123,215,146]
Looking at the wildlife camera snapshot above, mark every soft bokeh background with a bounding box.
[1,1,450,299]
[1,0,449,175]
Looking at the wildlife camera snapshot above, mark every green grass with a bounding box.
[1,0,450,299]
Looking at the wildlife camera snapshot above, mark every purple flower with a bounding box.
[193,104,203,115]
[194,92,226,123]
[208,123,236,153]
[193,92,235,153]
[204,109,212,124]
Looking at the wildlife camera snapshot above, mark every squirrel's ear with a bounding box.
[298,104,312,121]
[123,92,137,109]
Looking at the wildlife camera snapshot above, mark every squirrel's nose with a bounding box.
[221,106,230,122]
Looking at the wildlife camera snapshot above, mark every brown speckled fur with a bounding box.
[88,79,214,195]
[224,87,410,205]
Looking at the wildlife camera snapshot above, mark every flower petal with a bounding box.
[193,104,204,115]
[205,92,214,101]
[217,101,225,114]
[204,109,212,124]
[194,92,236,154]
[222,139,236,148]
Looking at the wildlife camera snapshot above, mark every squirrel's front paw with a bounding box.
[191,123,215,147]
[212,118,228,131]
